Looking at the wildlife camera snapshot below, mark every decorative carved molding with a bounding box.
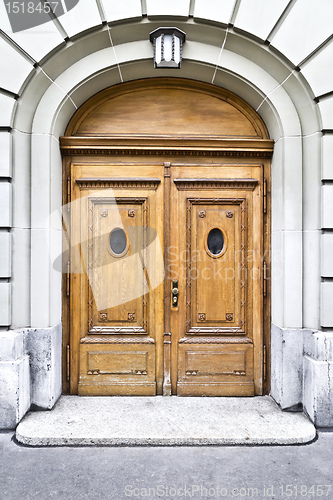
[76,177,161,190]
[174,178,258,191]
[62,148,273,158]
[185,197,247,334]
[186,371,198,376]
[87,369,148,375]
[187,327,245,335]
[81,336,155,344]
[60,134,274,158]
[87,198,149,337]
[179,336,253,344]
[89,326,146,334]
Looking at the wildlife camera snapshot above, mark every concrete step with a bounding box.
[16,395,316,446]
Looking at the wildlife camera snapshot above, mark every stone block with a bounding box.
[0,283,11,326]
[270,324,304,410]
[0,356,30,429]
[322,184,333,229]
[31,134,51,229]
[0,331,23,361]
[147,0,190,18]
[283,137,303,231]
[304,330,333,362]
[319,98,333,130]
[264,85,301,138]
[194,0,234,24]
[303,231,321,331]
[103,0,142,22]
[322,232,333,277]
[12,130,31,228]
[322,135,333,180]
[0,182,12,227]
[303,356,333,427]
[0,231,11,278]
[32,85,74,135]
[31,229,50,327]
[271,0,333,66]
[302,134,321,231]
[0,0,64,63]
[0,93,15,128]
[57,0,102,38]
[281,73,320,137]
[7,24,64,63]
[0,331,30,429]
[0,132,12,177]
[321,282,333,327]
[11,228,30,329]
[283,231,303,328]
[12,68,52,134]
[271,231,283,326]
[302,42,333,98]
[234,0,289,41]
[23,323,62,409]
[0,36,33,94]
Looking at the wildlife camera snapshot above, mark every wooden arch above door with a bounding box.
[61,79,273,396]
[64,78,269,139]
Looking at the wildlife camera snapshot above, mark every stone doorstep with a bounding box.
[15,395,316,446]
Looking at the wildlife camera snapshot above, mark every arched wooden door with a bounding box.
[61,79,273,396]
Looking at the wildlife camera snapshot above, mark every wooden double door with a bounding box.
[69,160,266,396]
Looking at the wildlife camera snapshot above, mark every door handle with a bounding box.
[172,280,179,307]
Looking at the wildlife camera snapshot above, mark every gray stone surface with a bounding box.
[303,356,333,427]
[0,330,23,361]
[16,395,316,446]
[303,330,333,427]
[0,331,30,429]
[22,323,62,409]
[2,430,333,500]
[270,324,305,410]
[0,356,30,429]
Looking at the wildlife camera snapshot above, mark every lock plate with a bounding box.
[172,280,179,308]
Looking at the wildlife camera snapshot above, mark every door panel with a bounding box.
[70,164,164,395]
[69,162,264,396]
[169,166,263,396]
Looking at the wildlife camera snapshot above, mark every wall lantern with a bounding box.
[150,27,186,68]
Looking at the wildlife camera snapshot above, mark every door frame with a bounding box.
[60,79,273,395]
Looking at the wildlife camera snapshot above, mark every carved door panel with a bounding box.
[70,164,164,395]
[169,165,264,396]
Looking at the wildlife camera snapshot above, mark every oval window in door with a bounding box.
[109,227,128,257]
[206,228,224,257]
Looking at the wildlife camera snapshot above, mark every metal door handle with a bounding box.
[172,280,179,307]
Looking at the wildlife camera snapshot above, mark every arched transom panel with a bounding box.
[65,79,269,140]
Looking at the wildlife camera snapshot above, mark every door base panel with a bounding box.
[78,382,156,396]
[176,383,255,396]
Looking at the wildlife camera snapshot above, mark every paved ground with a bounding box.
[16,396,315,446]
[1,430,333,500]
